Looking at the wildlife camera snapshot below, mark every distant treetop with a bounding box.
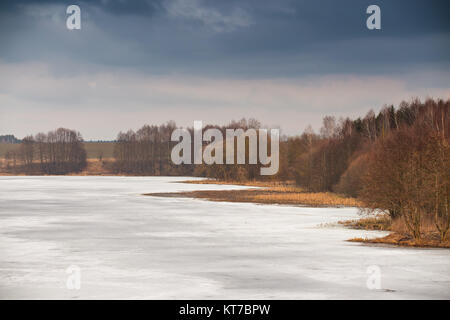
[0,135,21,144]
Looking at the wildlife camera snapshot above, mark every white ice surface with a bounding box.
[0,176,449,299]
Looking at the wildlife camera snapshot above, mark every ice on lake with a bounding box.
[0,176,449,299]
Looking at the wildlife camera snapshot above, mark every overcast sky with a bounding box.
[1,0,449,140]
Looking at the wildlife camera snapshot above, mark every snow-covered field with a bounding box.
[0,176,448,299]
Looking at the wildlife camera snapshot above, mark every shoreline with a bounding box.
[145,190,359,208]
[348,234,450,249]
[147,179,450,249]
[147,179,361,208]
[2,173,448,249]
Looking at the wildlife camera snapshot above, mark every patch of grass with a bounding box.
[251,191,360,207]
[0,143,20,158]
[67,158,115,175]
[0,158,116,176]
[83,142,115,159]
[339,215,392,231]
[182,179,298,188]
[0,142,115,160]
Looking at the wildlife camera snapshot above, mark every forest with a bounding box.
[3,128,86,174]
[2,98,449,241]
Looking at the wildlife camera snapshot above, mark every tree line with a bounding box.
[5,128,86,174]
[111,97,449,243]
[112,121,193,175]
[276,98,448,241]
[361,100,449,241]
[112,118,272,179]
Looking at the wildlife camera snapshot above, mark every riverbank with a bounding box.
[340,215,450,248]
[147,180,361,207]
[1,167,447,248]
[148,180,450,249]
[349,233,450,248]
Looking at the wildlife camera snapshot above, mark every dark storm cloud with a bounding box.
[0,0,163,15]
[0,0,449,77]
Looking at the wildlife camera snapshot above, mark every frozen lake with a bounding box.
[0,176,449,299]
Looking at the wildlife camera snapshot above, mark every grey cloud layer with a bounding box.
[1,62,449,139]
[1,0,449,77]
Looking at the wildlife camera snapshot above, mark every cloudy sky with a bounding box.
[0,0,449,140]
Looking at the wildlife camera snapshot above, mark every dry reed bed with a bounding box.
[157,179,361,207]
